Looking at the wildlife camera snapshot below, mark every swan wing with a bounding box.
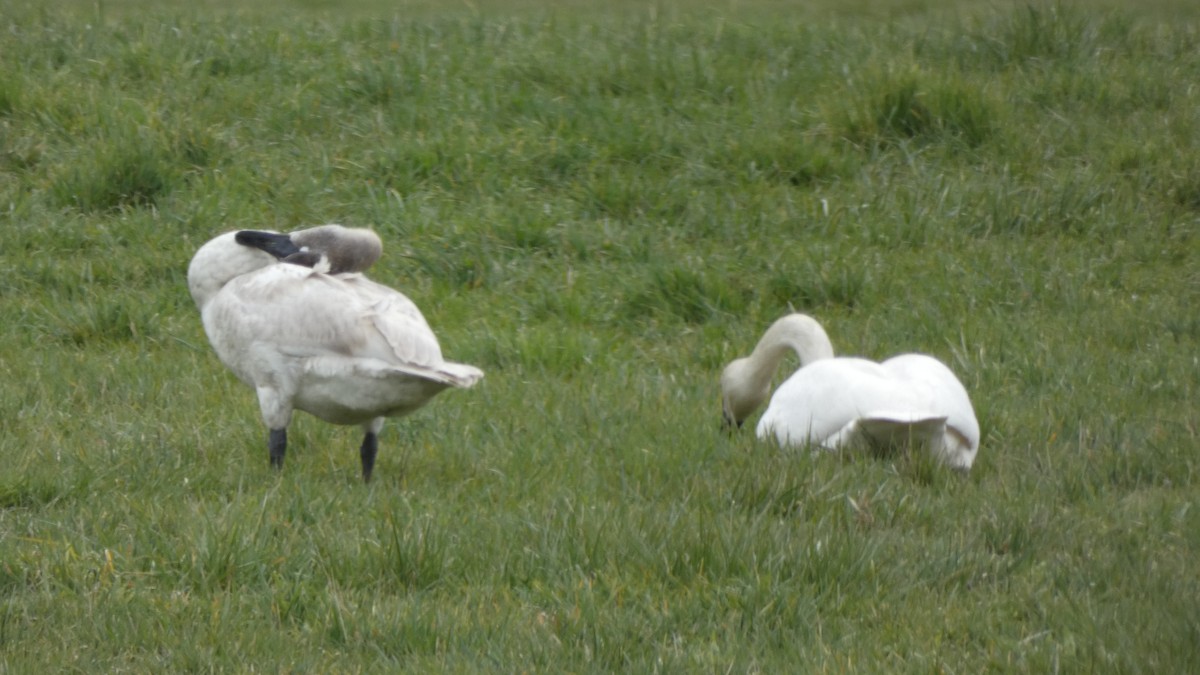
[757,357,910,447]
[880,354,980,453]
[757,356,973,444]
[843,414,949,448]
[203,266,455,378]
[341,275,483,387]
[352,279,444,367]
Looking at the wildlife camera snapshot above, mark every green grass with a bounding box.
[2,0,1199,671]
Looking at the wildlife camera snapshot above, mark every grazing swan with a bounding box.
[187,224,483,481]
[721,314,979,471]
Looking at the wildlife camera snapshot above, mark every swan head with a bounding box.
[290,225,382,273]
[187,230,277,311]
[720,356,771,429]
[235,225,383,275]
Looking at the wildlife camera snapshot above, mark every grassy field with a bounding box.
[2,0,1198,671]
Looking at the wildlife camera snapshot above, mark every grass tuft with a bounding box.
[0,75,20,118]
[765,258,866,311]
[625,265,748,324]
[975,2,1132,68]
[51,135,176,212]
[834,70,999,149]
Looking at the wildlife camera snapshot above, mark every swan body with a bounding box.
[721,314,979,471]
[187,224,483,481]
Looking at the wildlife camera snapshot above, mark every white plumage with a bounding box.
[187,225,483,481]
[721,314,979,470]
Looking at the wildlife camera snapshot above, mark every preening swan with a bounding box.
[721,314,980,471]
[187,224,483,481]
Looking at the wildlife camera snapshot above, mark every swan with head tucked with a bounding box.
[721,314,980,471]
[187,224,483,482]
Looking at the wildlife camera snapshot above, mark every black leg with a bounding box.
[359,431,378,483]
[269,428,287,470]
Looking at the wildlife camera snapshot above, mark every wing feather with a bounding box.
[203,265,446,372]
[880,354,980,451]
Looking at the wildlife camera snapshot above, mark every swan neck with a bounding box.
[747,314,835,378]
[722,314,836,426]
[187,231,275,311]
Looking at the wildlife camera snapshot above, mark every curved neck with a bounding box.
[746,314,835,380]
[187,232,275,311]
[722,314,836,425]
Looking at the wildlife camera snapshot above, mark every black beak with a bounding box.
[236,230,302,260]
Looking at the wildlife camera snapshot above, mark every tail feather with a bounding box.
[316,356,483,388]
[436,362,484,388]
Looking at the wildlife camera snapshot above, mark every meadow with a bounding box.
[1,0,1198,671]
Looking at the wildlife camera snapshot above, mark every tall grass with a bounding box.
[2,0,1198,671]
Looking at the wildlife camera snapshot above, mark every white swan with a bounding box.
[720,314,980,471]
[187,224,483,481]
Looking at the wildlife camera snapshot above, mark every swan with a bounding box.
[720,314,980,471]
[187,224,483,481]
